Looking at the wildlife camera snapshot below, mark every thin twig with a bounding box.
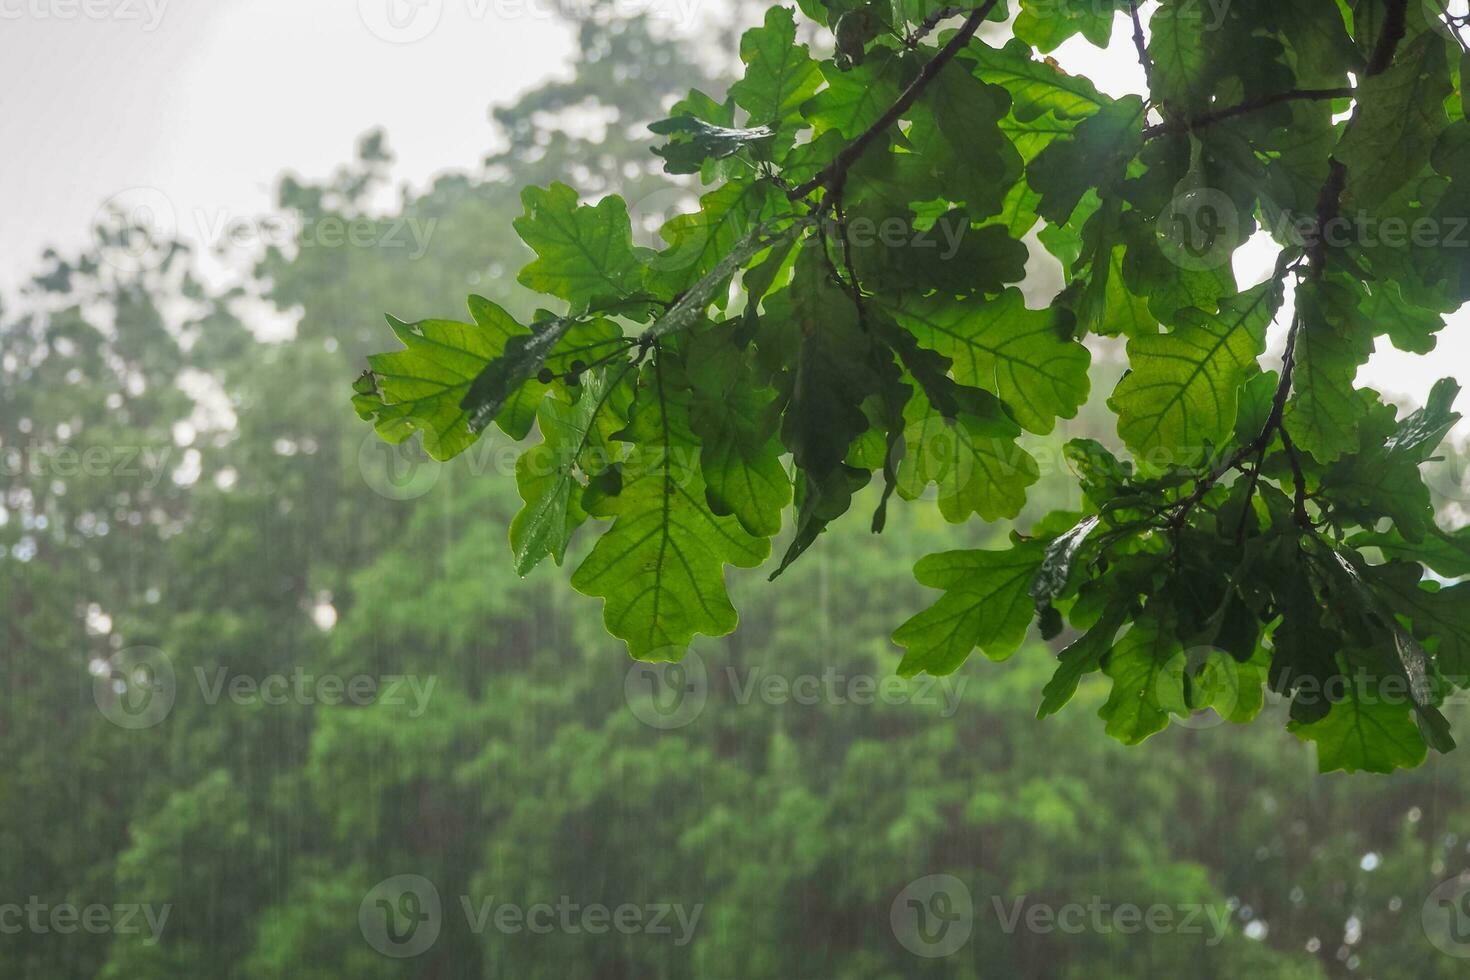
[832,199,870,332]
[1278,427,1312,526]
[906,4,966,47]
[1432,0,1470,51]
[1142,87,1354,139]
[787,0,1000,200]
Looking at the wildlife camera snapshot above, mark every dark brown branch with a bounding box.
[1367,0,1410,75]
[1142,87,1354,139]
[787,0,999,200]
[1306,0,1407,276]
[1174,1,1413,535]
[1306,159,1348,276]
[1127,1,1155,91]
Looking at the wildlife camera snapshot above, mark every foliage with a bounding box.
[10,6,1470,977]
[356,1,1470,773]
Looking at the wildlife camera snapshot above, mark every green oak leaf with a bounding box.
[1027,96,1145,225]
[355,313,511,461]
[730,6,823,129]
[1360,279,1443,354]
[571,357,769,659]
[964,38,1108,124]
[1363,563,1470,678]
[515,183,647,313]
[893,541,1047,676]
[907,65,1023,220]
[646,179,778,301]
[1147,0,1220,113]
[885,288,1091,435]
[1289,678,1429,774]
[649,116,776,175]
[1284,280,1375,463]
[1110,278,1283,460]
[1030,515,1102,603]
[510,366,635,575]
[1323,381,1460,542]
[460,313,624,434]
[769,250,902,572]
[355,297,616,460]
[896,387,1040,523]
[685,331,790,539]
[1099,614,1184,746]
[1038,602,1130,718]
[1336,32,1450,209]
[854,212,1029,297]
[1351,525,1470,579]
[1014,0,1117,51]
[802,50,906,140]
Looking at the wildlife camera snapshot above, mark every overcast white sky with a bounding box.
[0,0,574,293]
[2,2,1465,428]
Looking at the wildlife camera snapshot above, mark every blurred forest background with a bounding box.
[6,3,1470,977]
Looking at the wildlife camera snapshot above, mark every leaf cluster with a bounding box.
[356,0,1470,772]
